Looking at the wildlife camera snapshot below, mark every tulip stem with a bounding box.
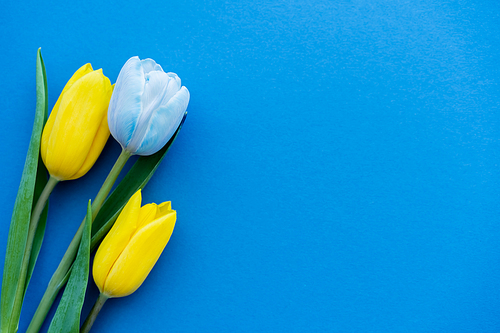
[91,149,132,219]
[27,149,131,333]
[7,176,59,333]
[81,293,108,333]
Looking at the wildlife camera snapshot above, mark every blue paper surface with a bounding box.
[1,0,500,332]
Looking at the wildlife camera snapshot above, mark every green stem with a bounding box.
[26,149,131,333]
[7,176,59,333]
[90,149,132,220]
[80,293,108,333]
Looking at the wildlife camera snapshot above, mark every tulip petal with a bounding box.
[156,202,172,218]
[43,70,112,180]
[50,64,94,120]
[41,64,93,166]
[69,83,113,180]
[134,86,190,156]
[159,73,182,107]
[102,211,176,298]
[143,72,181,115]
[140,58,163,73]
[127,72,182,153]
[93,190,142,293]
[108,56,145,150]
[137,203,158,229]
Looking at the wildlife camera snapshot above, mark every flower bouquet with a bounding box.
[0,49,189,333]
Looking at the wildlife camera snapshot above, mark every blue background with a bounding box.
[1,0,500,332]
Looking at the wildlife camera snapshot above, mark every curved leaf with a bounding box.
[47,201,92,333]
[26,51,50,290]
[25,156,49,293]
[0,48,48,331]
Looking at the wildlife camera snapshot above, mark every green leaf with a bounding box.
[26,50,50,293]
[0,48,48,331]
[25,156,49,293]
[47,201,92,333]
[90,112,187,250]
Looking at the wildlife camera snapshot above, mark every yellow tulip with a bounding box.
[41,64,113,180]
[93,189,176,298]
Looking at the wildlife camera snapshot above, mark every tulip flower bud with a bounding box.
[92,190,176,298]
[41,64,113,180]
[107,56,190,156]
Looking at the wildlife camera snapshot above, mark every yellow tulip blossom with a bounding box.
[41,64,113,180]
[93,189,176,298]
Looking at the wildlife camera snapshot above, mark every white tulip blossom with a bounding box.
[108,56,190,156]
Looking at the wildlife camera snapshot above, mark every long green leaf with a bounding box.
[25,156,49,293]
[26,50,50,292]
[0,48,48,332]
[90,112,187,249]
[47,201,92,333]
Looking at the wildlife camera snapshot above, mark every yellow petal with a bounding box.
[156,201,172,218]
[68,80,113,180]
[41,64,94,168]
[136,203,158,229]
[44,70,112,179]
[93,190,142,292]
[51,64,94,118]
[102,210,176,298]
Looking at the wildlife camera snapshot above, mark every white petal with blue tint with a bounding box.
[127,71,181,153]
[159,73,182,107]
[142,72,177,115]
[108,56,190,156]
[135,87,190,156]
[141,58,163,73]
[108,56,145,148]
